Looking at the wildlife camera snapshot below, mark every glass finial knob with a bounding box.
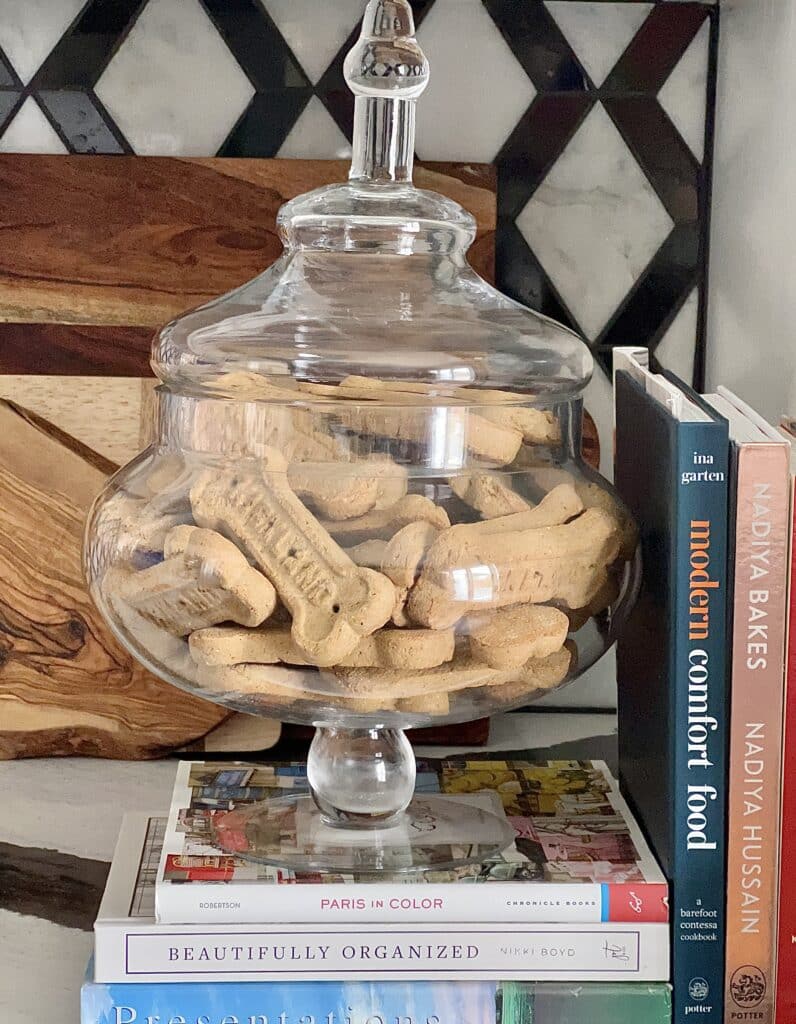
[344,0,429,100]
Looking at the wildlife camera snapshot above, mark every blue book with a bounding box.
[80,968,672,1024]
[614,352,730,1024]
[80,973,495,1024]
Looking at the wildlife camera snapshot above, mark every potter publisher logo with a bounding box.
[730,965,766,1008]
[689,977,709,1001]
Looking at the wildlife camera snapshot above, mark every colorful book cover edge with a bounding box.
[775,428,796,1024]
[154,758,668,926]
[717,409,790,1024]
[81,958,673,1024]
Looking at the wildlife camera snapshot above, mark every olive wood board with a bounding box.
[0,395,280,760]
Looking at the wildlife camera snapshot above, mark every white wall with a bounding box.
[707,0,796,416]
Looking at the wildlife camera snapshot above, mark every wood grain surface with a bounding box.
[0,377,152,466]
[0,324,152,377]
[0,399,231,759]
[0,156,495,376]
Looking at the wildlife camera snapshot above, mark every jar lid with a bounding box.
[152,0,592,402]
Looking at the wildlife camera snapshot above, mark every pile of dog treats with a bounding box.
[103,374,634,718]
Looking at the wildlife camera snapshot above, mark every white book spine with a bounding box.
[94,921,669,983]
[155,879,611,925]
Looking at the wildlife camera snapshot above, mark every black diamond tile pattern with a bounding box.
[0,88,21,130]
[0,0,718,386]
[38,89,126,153]
[0,47,18,89]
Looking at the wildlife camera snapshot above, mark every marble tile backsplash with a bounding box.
[0,0,719,708]
[707,0,796,424]
[0,0,716,386]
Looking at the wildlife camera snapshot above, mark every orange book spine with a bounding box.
[775,470,796,1023]
[724,444,791,1023]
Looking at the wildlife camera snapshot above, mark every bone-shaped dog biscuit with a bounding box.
[467,605,570,668]
[345,539,389,569]
[368,456,409,509]
[479,405,559,445]
[209,371,305,400]
[111,526,277,636]
[294,453,409,511]
[190,624,454,670]
[343,537,426,623]
[286,459,410,522]
[408,506,622,629]
[288,462,380,520]
[190,450,395,665]
[324,494,450,543]
[333,644,570,701]
[341,627,454,669]
[333,654,501,699]
[479,645,572,705]
[196,661,305,707]
[300,380,523,466]
[566,569,622,631]
[336,377,560,446]
[528,466,638,561]
[450,471,532,519]
[447,483,583,537]
[104,567,195,672]
[380,521,439,587]
[341,405,522,466]
[197,662,397,714]
[396,692,450,716]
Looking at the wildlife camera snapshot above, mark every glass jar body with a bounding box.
[85,386,638,731]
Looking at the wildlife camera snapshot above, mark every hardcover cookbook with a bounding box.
[615,350,730,1024]
[153,759,668,928]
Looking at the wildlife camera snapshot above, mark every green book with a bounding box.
[499,981,672,1024]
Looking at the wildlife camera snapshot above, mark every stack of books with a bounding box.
[81,758,673,1023]
[80,354,796,1024]
[614,350,796,1024]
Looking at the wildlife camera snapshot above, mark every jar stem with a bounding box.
[307,725,416,829]
[349,96,415,183]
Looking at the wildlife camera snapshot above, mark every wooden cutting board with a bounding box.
[0,155,496,757]
[0,395,283,759]
[0,400,228,758]
[0,155,495,376]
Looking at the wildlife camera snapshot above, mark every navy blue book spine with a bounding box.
[670,415,729,1023]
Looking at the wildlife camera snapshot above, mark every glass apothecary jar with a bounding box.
[84,0,639,869]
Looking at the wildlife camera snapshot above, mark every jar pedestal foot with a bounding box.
[209,726,515,874]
